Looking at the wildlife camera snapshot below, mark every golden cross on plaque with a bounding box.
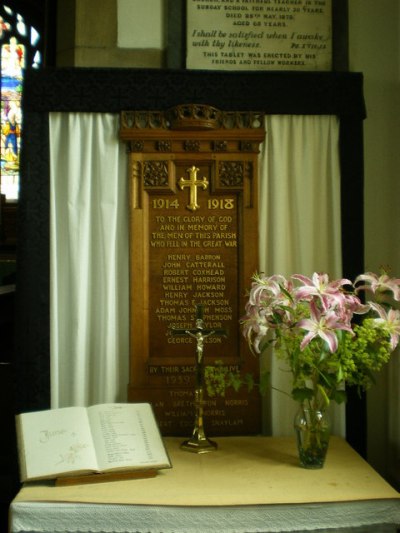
[179,165,209,211]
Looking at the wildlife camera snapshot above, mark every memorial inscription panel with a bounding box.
[186,0,332,71]
[120,106,265,436]
[149,163,239,364]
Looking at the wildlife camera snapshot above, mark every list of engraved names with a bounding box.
[148,187,239,360]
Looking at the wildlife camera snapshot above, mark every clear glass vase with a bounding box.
[294,405,330,469]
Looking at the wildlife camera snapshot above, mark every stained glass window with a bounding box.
[0,3,41,202]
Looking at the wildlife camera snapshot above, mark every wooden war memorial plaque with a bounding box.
[120,105,265,436]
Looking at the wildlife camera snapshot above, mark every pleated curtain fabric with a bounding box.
[49,112,344,435]
[49,113,130,408]
[258,115,344,436]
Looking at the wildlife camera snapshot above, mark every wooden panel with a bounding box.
[121,105,264,436]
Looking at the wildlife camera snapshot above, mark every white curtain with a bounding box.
[50,113,129,408]
[49,112,343,437]
[258,115,344,436]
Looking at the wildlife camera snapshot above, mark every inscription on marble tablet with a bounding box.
[186,0,332,71]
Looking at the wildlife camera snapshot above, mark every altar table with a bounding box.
[9,436,400,533]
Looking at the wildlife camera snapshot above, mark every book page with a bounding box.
[17,407,99,481]
[87,403,171,472]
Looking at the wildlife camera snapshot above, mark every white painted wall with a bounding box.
[348,0,400,484]
[349,1,400,271]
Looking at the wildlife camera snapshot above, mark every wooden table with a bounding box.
[9,436,400,532]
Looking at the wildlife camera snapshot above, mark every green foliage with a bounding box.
[338,322,392,391]
[273,320,393,409]
[204,360,269,398]
[205,315,394,410]
[206,270,400,409]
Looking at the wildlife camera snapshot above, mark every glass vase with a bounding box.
[294,405,330,469]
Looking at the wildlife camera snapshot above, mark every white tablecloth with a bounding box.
[9,436,400,533]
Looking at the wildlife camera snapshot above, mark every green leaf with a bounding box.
[364,367,377,385]
[337,363,344,383]
[278,283,294,303]
[230,373,243,392]
[259,371,270,396]
[317,384,330,408]
[318,370,335,389]
[243,373,255,392]
[292,387,314,402]
[277,304,295,315]
[259,335,272,353]
[333,389,347,404]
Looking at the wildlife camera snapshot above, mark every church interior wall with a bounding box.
[348,0,400,487]
[2,3,397,530]
[56,0,167,68]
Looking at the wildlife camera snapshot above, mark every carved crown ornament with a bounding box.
[119,104,265,154]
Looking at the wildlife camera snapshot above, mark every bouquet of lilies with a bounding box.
[206,270,400,409]
[240,270,400,409]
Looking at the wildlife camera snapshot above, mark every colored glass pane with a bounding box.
[1,37,24,200]
[0,4,41,202]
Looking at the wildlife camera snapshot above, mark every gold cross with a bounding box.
[179,166,209,212]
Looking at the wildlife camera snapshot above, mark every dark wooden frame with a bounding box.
[15,67,366,453]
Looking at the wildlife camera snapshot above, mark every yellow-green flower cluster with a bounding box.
[339,321,392,390]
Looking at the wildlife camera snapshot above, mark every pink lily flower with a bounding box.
[292,272,352,309]
[355,272,400,301]
[342,293,370,314]
[369,302,400,350]
[248,274,290,307]
[241,304,270,354]
[297,301,353,353]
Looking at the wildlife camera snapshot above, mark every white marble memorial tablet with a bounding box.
[186,0,332,71]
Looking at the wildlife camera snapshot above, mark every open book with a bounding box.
[16,403,171,484]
